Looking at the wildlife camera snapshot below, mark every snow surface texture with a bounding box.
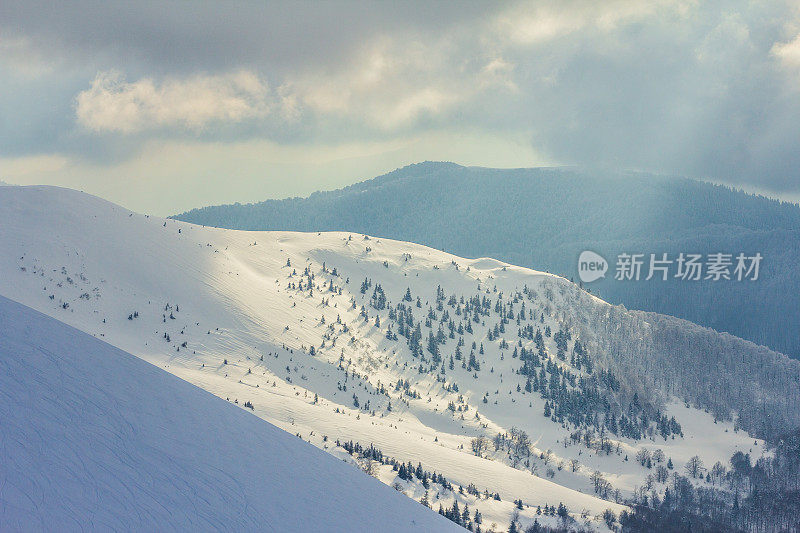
[0,185,770,531]
[0,295,460,532]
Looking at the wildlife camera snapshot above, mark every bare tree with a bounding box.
[710,461,727,485]
[361,457,378,477]
[590,470,606,493]
[652,448,665,464]
[635,448,651,466]
[542,449,553,465]
[656,464,669,483]
[471,436,490,458]
[685,455,705,479]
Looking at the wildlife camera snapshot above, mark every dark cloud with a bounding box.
[2,0,800,196]
[0,1,495,75]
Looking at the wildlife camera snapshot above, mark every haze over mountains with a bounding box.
[175,162,800,359]
[3,184,800,530]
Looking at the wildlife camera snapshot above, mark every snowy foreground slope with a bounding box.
[0,295,460,532]
[2,185,795,531]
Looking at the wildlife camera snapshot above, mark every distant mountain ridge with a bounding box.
[174,162,800,359]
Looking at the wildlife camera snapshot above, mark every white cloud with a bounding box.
[493,0,691,46]
[378,87,459,129]
[75,70,271,133]
[282,37,517,131]
[494,6,586,45]
[772,33,800,67]
[282,39,462,129]
[480,57,517,92]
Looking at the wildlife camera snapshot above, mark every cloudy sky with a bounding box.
[2,1,800,214]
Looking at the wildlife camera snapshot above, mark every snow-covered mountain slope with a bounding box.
[0,295,460,532]
[1,185,796,531]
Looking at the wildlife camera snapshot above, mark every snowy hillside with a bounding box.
[0,295,460,532]
[1,185,796,531]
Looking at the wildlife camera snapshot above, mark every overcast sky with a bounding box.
[2,1,800,214]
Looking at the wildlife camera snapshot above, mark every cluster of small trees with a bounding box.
[336,438,570,532]
[436,500,480,530]
[491,427,533,467]
[620,429,800,532]
[375,278,684,448]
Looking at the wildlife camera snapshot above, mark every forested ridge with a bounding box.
[174,162,800,359]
